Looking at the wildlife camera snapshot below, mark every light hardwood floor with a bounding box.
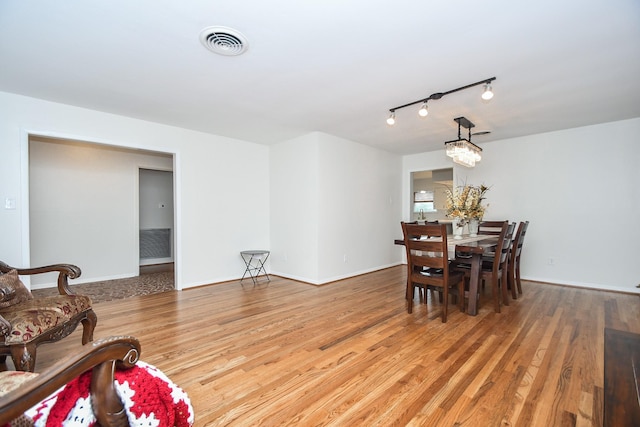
[34,266,640,426]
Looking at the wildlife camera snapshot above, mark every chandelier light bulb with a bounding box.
[418,102,428,117]
[386,112,396,126]
[481,83,494,101]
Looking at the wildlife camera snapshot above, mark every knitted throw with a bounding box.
[25,361,194,426]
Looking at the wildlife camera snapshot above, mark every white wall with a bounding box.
[317,133,402,283]
[402,118,640,293]
[0,91,270,290]
[270,134,320,281]
[271,132,402,284]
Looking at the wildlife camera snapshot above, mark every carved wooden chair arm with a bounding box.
[0,335,140,426]
[0,260,82,296]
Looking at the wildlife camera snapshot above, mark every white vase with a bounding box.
[452,219,465,239]
[468,218,479,237]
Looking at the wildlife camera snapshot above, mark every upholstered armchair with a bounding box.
[0,261,97,372]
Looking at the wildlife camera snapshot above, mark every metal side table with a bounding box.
[240,250,270,285]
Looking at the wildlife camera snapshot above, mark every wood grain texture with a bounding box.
[603,328,640,426]
[30,266,640,426]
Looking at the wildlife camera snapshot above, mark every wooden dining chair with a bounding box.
[484,222,516,310]
[452,221,511,313]
[479,220,515,264]
[475,220,509,260]
[508,221,529,298]
[401,222,465,322]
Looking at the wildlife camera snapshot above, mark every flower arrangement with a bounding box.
[445,184,490,226]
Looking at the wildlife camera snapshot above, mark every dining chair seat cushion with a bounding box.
[0,295,92,345]
[25,361,194,426]
[0,270,33,309]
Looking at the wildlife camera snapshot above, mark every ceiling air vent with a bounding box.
[199,26,249,56]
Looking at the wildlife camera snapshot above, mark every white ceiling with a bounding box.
[1,0,639,155]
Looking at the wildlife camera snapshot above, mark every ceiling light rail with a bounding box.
[386,76,496,124]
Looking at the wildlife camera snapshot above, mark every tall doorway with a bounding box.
[139,168,174,270]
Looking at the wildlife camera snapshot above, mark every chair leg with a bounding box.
[491,276,501,313]
[516,262,523,295]
[407,282,414,314]
[501,270,510,306]
[81,309,98,345]
[10,343,37,372]
[508,264,518,300]
[458,281,465,312]
[441,288,448,323]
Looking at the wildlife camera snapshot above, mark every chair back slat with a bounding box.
[484,221,509,273]
[514,221,529,258]
[498,222,517,266]
[401,222,449,274]
[478,220,507,236]
[509,220,530,296]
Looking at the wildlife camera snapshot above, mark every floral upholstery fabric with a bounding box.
[0,295,92,345]
[0,270,33,309]
[0,371,39,397]
[0,315,10,337]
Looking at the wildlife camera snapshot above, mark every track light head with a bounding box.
[418,101,428,117]
[481,83,494,100]
[386,111,396,126]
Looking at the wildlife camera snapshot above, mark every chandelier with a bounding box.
[444,117,482,168]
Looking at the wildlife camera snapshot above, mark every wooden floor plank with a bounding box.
[27,266,640,426]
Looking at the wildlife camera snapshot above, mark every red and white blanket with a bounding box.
[25,361,194,426]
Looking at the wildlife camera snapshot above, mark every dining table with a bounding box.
[394,234,498,316]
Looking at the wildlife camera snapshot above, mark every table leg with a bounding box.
[240,253,257,284]
[240,251,271,285]
[256,255,270,282]
[467,252,482,316]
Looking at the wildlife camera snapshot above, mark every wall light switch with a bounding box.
[4,198,16,210]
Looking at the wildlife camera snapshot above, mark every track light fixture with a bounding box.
[418,101,429,117]
[481,83,494,100]
[386,112,396,126]
[385,76,496,125]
